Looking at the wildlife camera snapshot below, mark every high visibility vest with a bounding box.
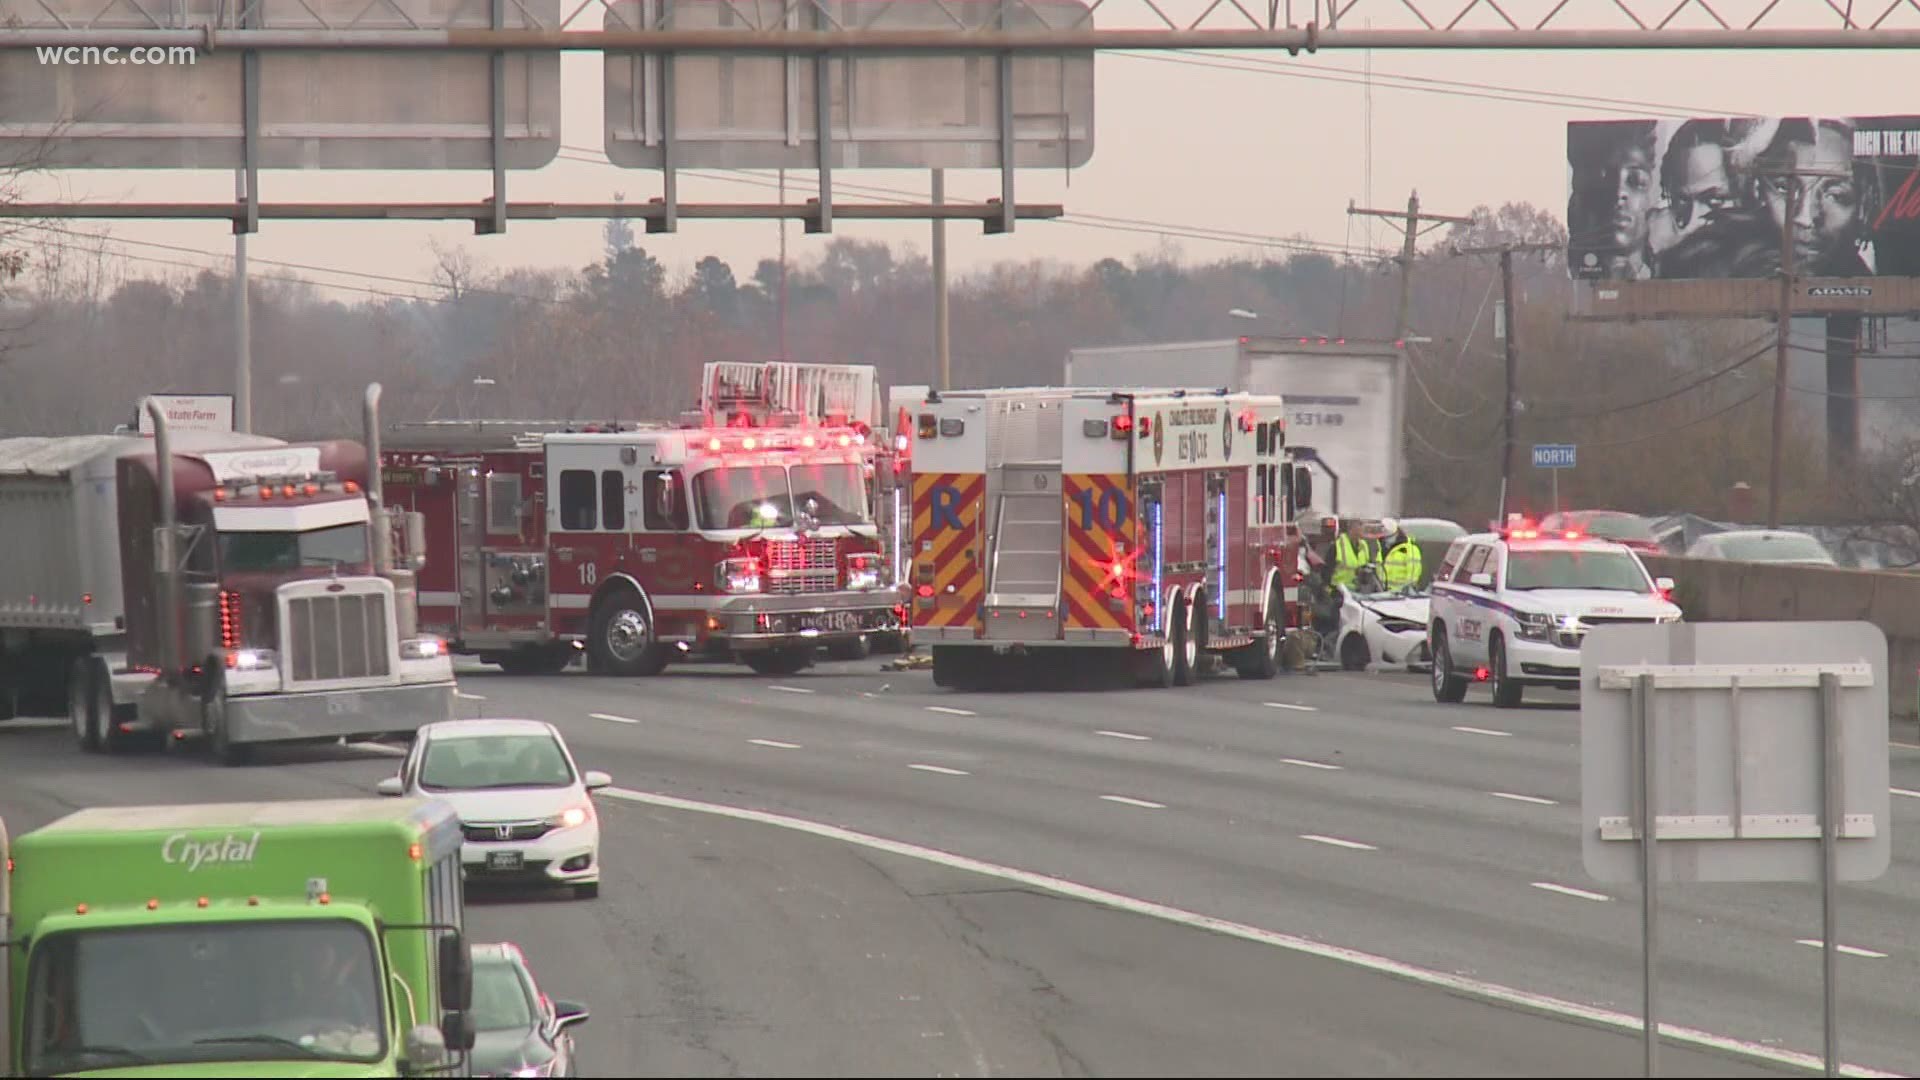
[1383,538,1424,590]
[1332,534,1375,588]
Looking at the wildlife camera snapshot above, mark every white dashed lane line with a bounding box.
[1490,791,1558,806]
[926,706,977,717]
[1452,725,1512,738]
[908,764,970,776]
[455,691,487,701]
[1099,795,1166,809]
[1281,758,1344,771]
[1531,882,1609,902]
[1264,702,1319,713]
[591,713,640,725]
[748,738,802,750]
[1797,940,1889,959]
[768,685,814,695]
[1299,834,1377,851]
[1095,730,1152,741]
[1892,787,1920,799]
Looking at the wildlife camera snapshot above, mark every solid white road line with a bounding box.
[1452,725,1512,738]
[1099,795,1166,809]
[1892,787,1920,799]
[768,685,814,695]
[1096,730,1153,741]
[1491,792,1559,806]
[1797,940,1889,959]
[1264,702,1319,712]
[348,742,406,757]
[1281,758,1345,771]
[590,787,1900,1078]
[747,738,802,750]
[908,764,970,776]
[1299,834,1377,851]
[455,691,487,700]
[926,706,977,717]
[591,713,640,725]
[1531,882,1609,902]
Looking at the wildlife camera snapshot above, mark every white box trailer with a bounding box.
[1064,337,1408,522]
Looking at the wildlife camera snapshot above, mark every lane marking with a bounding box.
[1797,940,1889,959]
[748,738,802,750]
[768,685,814,695]
[591,713,640,725]
[1264,702,1319,712]
[908,764,970,776]
[455,691,487,701]
[1099,795,1166,809]
[927,706,977,717]
[1892,787,1920,799]
[1281,758,1345,771]
[590,788,1900,1078]
[1491,792,1559,806]
[1892,741,1920,751]
[1531,882,1609,902]
[347,742,405,757]
[1452,725,1512,738]
[1299,834,1377,851]
[1096,730,1152,742]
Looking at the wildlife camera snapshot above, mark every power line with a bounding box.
[1531,338,1774,421]
[1572,385,1769,449]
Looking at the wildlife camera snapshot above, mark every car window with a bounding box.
[1578,514,1656,542]
[1457,545,1489,582]
[1434,539,1466,583]
[420,733,575,791]
[1505,549,1653,592]
[1715,533,1832,563]
[470,961,535,1033]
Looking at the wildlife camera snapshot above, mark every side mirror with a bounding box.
[1292,466,1313,511]
[583,770,612,791]
[1655,576,1675,592]
[552,1000,591,1030]
[404,1023,448,1068]
[438,932,472,1013]
[439,1010,476,1053]
[1469,572,1494,588]
[376,775,404,797]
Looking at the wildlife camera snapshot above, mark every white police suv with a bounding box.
[1426,524,1682,707]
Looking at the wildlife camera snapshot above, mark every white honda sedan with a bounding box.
[378,718,611,899]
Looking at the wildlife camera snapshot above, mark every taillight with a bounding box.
[219,590,241,649]
[916,584,935,598]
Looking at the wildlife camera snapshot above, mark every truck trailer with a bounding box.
[1064,337,1408,521]
[1,799,477,1077]
[0,385,456,763]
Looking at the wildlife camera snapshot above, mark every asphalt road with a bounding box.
[0,652,1900,1076]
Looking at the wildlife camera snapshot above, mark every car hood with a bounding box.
[1353,594,1429,624]
[1511,589,1679,621]
[468,1028,556,1077]
[423,786,582,824]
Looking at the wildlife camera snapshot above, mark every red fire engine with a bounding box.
[380,364,907,677]
[899,386,1316,689]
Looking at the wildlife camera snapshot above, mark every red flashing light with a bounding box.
[408,842,423,860]
[1564,530,1583,540]
[197,896,209,907]
[147,898,159,910]
[708,437,723,451]
[1112,414,1134,433]
[916,584,936,598]
[838,434,853,448]
[83,593,92,605]
[1109,586,1125,600]
[75,903,87,915]
[1474,667,1491,681]
[1298,337,1310,345]
[258,486,273,500]
[1393,339,1406,349]
[1318,337,1329,345]
[302,483,318,496]
[742,437,758,450]
[281,484,296,498]
[343,480,360,494]
[213,486,228,502]
[1334,337,1346,345]
[850,555,870,570]
[1238,335,1249,344]
[802,434,817,448]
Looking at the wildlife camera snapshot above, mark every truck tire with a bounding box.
[1172,596,1199,687]
[1430,627,1469,704]
[90,660,140,754]
[588,590,667,678]
[1231,590,1283,680]
[1489,635,1524,709]
[70,657,101,753]
[202,672,252,767]
[1134,624,1176,689]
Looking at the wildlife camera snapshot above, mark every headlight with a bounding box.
[845,552,881,590]
[1515,612,1555,642]
[400,636,445,660]
[224,648,277,671]
[508,1066,552,1079]
[547,804,592,829]
[717,557,762,594]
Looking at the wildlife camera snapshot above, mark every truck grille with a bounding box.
[764,537,838,595]
[286,591,393,682]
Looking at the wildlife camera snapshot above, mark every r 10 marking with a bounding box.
[579,562,597,585]
[1072,486,1130,531]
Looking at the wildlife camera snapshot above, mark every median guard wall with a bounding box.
[1641,554,1920,720]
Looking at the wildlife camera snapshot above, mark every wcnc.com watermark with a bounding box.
[36,45,199,66]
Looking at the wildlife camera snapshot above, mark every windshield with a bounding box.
[471,960,536,1033]
[1402,520,1465,544]
[1574,514,1656,542]
[1715,533,1832,562]
[421,732,575,791]
[693,463,870,530]
[219,522,370,572]
[23,919,385,1074]
[1505,549,1653,592]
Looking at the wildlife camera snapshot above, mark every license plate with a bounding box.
[486,850,524,871]
[799,610,863,634]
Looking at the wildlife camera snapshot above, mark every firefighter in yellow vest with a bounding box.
[1330,518,1378,590]
[1381,518,1425,591]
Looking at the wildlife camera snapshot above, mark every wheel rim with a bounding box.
[1491,641,1505,696]
[605,608,650,663]
[1160,620,1175,669]
[1183,604,1198,667]
[1433,638,1449,692]
[1265,612,1280,663]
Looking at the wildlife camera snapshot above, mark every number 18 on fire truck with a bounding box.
[380,367,907,678]
[901,386,1315,690]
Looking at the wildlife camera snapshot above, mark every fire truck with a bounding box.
[900,386,1317,689]
[380,364,907,677]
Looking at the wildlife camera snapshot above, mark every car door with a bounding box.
[1448,543,1495,666]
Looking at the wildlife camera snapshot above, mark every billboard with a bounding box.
[1567,115,1920,282]
[137,395,234,435]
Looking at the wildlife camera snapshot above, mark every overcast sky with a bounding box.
[8,0,1910,302]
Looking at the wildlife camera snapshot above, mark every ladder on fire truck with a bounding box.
[700,362,880,428]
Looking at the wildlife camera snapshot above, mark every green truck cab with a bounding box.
[2,799,478,1077]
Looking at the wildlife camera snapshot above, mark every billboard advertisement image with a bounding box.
[1567,115,1920,282]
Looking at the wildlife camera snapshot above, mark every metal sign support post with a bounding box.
[1631,670,1658,1076]
[1819,670,1841,1077]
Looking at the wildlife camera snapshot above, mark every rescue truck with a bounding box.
[380,364,906,677]
[901,386,1317,689]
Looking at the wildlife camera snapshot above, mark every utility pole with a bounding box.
[1347,192,1473,340]
[1455,240,1559,525]
[932,168,951,391]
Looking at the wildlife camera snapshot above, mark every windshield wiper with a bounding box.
[195,1034,327,1057]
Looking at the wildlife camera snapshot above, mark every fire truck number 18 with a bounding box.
[1177,431,1209,462]
[579,563,597,585]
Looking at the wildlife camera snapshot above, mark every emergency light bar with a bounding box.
[700,430,865,454]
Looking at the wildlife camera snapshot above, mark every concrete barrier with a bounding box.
[1642,554,1920,720]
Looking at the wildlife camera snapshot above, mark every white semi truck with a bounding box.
[1065,337,1408,521]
